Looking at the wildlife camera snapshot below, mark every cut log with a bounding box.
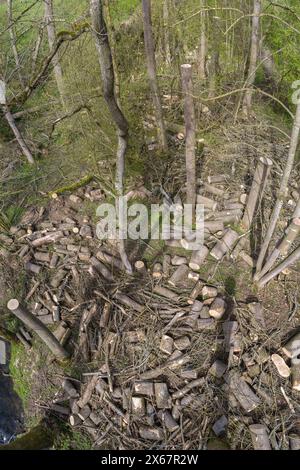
[172,378,204,400]
[33,252,51,263]
[114,292,144,313]
[249,424,271,450]
[153,285,180,301]
[162,254,171,277]
[199,181,226,198]
[96,250,124,270]
[171,255,187,266]
[139,354,190,380]
[69,414,81,426]
[161,410,179,431]
[132,397,146,416]
[155,382,172,408]
[282,332,300,359]
[197,195,218,211]
[174,336,190,351]
[189,246,209,271]
[248,302,266,328]
[99,302,111,328]
[152,262,163,278]
[31,231,64,247]
[207,174,226,184]
[271,354,290,378]
[202,285,218,303]
[134,260,146,273]
[188,281,203,304]
[209,297,226,320]
[257,246,300,288]
[25,262,41,275]
[291,357,300,391]
[160,335,174,355]
[62,379,79,398]
[139,426,163,441]
[168,264,189,287]
[210,229,239,260]
[197,318,215,330]
[209,360,227,378]
[226,371,261,412]
[134,382,155,396]
[7,299,69,360]
[90,257,114,281]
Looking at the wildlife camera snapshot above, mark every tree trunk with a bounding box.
[142,0,168,151]
[197,1,206,79]
[7,0,25,88]
[181,64,196,207]
[163,0,171,65]
[7,299,69,360]
[256,101,300,274]
[2,104,34,164]
[103,0,121,104]
[90,0,132,274]
[44,0,65,107]
[242,0,261,115]
[257,245,300,288]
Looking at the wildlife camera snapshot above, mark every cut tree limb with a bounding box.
[7,299,69,360]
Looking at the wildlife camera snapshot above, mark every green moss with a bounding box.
[9,343,32,407]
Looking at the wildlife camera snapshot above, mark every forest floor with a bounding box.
[1,102,300,449]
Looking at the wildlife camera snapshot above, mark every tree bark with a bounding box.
[257,245,300,288]
[44,0,65,107]
[7,0,26,88]
[90,0,132,273]
[7,299,69,359]
[162,0,171,65]
[256,101,300,273]
[242,0,261,115]
[142,0,168,151]
[181,64,196,207]
[103,0,121,104]
[198,1,206,79]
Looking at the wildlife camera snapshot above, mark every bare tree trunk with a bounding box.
[163,0,171,65]
[103,0,121,104]
[1,100,34,164]
[31,19,45,75]
[257,245,300,288]
[7,0,26,88]
[44,0,65,107]
[90,0,132,274]
[7,299,69,359]
[142,0,168,151]
[181,64,196,207]
[242,0,261,116]
[198,1,206,80]
[256,101,300,274]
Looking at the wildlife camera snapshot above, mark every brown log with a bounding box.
[155,382,172,408]
[172,378,205,400]
[62,379,79,398]
[134,382,155,396]
[207,174,226,184]
[210,229,239,260]
[69,414,81,426]
[162,254,171,277]
[132,397,146,416]
[188,280,203,304]
[271,354,290,378]
[160,335,174,355]
[114,292,144,313]
[209,297,226,320]
[139,354,190,380]
[226,371,261,412]
[291,357,300,391]
[197,195,218,211]
[168,264,189,287]
[161,410,179,431]
[249,424,271,450]
[134,260,146,273]
[189,246,209,271]
[7,299,69,360]
[139,426,163,441]
[153,285,180,302]
[152,262,163,278]
[96,250,124,270]
[209,360,227,378]
[31,231,64,247]
[171,255,187,266]
[199,181,226,198]
[90,256,114,281]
